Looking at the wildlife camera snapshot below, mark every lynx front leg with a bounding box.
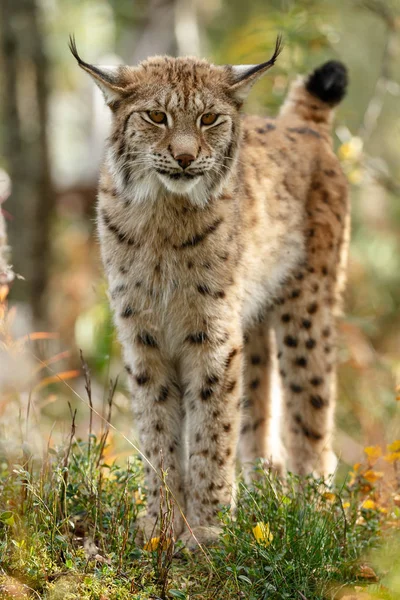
[125,335,185,538]
[180,324,243,545]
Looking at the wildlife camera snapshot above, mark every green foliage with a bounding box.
[0,439,397,599]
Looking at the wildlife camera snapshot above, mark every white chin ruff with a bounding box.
[157,174,209,207]
[157,173,199,194]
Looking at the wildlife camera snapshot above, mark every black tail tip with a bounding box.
[306,60,348,106]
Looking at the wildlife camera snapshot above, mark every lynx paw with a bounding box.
[179,525,222,550]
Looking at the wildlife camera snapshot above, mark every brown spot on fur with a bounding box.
[201,387,213,400]
[253,417,265,431]
[226,380,237,393]
[290,383,303,393]
[302,424,323,440]
[176,217,223,249]
[250,354,261,365]
[226,347,238,368]
[186,332,209,344]
[310,394,325,408]
[307,302,318,314]
[158,386,169,401]
[250,378,260,390]
[284,335,298,348]
[294,357,307,368]
[137,332,158,348]
[121,306,135,318]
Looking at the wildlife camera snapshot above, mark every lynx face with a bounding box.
[108,62,240,205]
[70,38,282,206]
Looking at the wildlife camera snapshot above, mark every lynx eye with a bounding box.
[201,113,218,126]
[148,110,167,124]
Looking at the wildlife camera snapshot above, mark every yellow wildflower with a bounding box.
[387,441,400,453]
[133,489,145,506]
[363,470,384,483]
[252,522,273,546]
[364,446,382,461]
[144,537,160,551]
[383,452,400,463]
[343,502,350,509]
[348,168,362,185]
[353,463,361,472]
[323,492,336,503]
[143,537,172,552]
[338,137,363,161]
[338,142,352,160]
[362,499,377,510]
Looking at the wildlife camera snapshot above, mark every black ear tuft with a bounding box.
[68,34,83,65]
[233,34,284,83]
[306,60,348,106]
[67,35,118,87]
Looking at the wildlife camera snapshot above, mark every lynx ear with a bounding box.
[69,35,125,105]
[229,35,283,102]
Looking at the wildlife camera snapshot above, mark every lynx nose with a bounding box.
[175,153,195,170]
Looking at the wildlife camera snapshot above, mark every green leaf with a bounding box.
[0,511,14,526]
[169,591,186,599]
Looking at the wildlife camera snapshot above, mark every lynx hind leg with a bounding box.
[273,276,338,478]
[239,320,285,482]
[273,187,347,479]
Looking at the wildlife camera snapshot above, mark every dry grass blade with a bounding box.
[80,349,93,456]
[97,376,118,468]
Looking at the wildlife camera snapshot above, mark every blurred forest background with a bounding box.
[0,0,399,471]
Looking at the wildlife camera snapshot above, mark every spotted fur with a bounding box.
[71,39,349,544]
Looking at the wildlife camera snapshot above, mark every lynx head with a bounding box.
[70,36,282,207]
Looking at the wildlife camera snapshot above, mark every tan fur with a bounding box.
[74,49,349,544]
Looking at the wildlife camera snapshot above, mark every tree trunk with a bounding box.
[0,0,54,327]
[128,0,200,64]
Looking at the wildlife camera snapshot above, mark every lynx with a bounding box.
[70,36,349,547]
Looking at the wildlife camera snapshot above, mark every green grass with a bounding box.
[1,424,398,600]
